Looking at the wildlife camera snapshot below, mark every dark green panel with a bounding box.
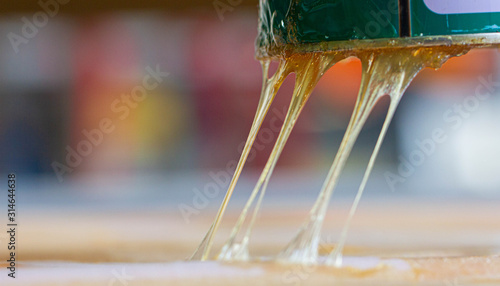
[411,0,500,36]
[257,0,400,47]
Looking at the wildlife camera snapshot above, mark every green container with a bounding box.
[257,0,500,49]
[411,0,500,36]
[258,0,399,47]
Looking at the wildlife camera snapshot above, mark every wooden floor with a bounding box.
[1,195,499,285]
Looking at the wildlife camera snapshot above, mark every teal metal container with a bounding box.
[257,0,500,50]
[411,0,500,36]
[258,0,399,46]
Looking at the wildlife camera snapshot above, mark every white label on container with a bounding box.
[424,0,500,14]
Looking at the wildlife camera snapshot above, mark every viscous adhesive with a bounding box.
[192,45,469,264]
[192,0,500,266]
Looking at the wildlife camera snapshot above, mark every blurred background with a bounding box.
[0,0,499,265]
[1,0,500,195]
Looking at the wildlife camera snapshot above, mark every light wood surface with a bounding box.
[1,196,499,285]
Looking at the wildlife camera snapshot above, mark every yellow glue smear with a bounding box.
[192,45,469,265]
